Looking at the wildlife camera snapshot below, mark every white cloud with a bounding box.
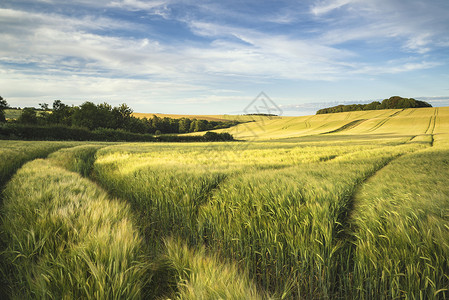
[1,1,448,113]
[310,0,449,55]
[351,60,441,75]
[108,0,169,12]
[0,70,207,107]
[311,0,358,16]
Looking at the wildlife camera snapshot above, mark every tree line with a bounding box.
[0,96,8,122]
[0,98,238,135]
[316,96,432,114]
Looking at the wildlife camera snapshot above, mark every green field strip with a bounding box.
[0,141,81,189]
[44,144,263,299]
[330,142,431,298]
[334,144,425,234]
[89,152,265,299]
[0,142,113,297]
[346,146,449,299]
[47,144,108,177]
[1,158,149,299]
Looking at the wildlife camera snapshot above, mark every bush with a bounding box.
[0,124,234,142]
[203,131,234,141]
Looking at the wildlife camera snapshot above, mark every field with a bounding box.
[132,112,276,123]
[1,107,448,299]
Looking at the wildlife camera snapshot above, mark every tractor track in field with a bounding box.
[0,146,78,198]
[337,126,434,236]
[321,119,367,135]
[337,154,405,236]
[366,109,404,133]
[0,144,81,297]
[331,146,423,296]
[304,117,312,129]
[424,108,438,146]
[330,149,414,296]
[402,108,417,116]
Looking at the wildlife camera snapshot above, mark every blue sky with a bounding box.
[1,0,448,115]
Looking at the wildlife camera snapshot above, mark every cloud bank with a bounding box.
[0,0,448,113]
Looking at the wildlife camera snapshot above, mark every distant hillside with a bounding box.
[208,106,447,141]
[316,96,432,114]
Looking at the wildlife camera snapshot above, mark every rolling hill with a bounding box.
[212,107,448,142]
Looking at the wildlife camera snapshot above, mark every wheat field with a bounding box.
[1,106,448,299]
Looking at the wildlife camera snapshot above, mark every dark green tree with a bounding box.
[179,118,191,133]
[18,107,38,124]
[96,102,115,129]
[49,100,73,125]
[112,103,133,129]
[39,103,49,111]
[0,96,8,122]
[71,101,98,130]
[0,96,8,110]
[193,119,207,132]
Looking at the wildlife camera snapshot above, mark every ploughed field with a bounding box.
[1,107,449,299]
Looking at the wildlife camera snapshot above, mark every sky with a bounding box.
[1,0,449,115]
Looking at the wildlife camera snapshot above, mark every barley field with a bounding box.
[1,107,449,299]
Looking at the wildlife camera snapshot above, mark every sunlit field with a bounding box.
[1,107,449,299]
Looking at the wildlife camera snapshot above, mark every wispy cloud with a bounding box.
[310,0,449,55]
[109,0,169,12]
[311,0,357,16]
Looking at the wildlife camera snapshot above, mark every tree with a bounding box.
[317,96,431,114]
[112,103,133,129]
[179,118,191,133]
[49,100,72,125]
[39,103,49,111]
[124,116,148,133]
[19,107,38,124]
[193,119,207,132]
[96,102,115,129]
[0,96,9,110]
[149,115,161,134]
[0,96,7,123]
[71,101,98,130]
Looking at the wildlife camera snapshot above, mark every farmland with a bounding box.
[1,107,449,299]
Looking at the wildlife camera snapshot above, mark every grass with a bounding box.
[3,109,22,120]
[91,134,433,298]
[349,146,449,299]
[198,144,425,298]
[3,109,49,120]
[0,140,79,188]
[0,157,148,299]
[162,237,264,299]
[47,144,108,177]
